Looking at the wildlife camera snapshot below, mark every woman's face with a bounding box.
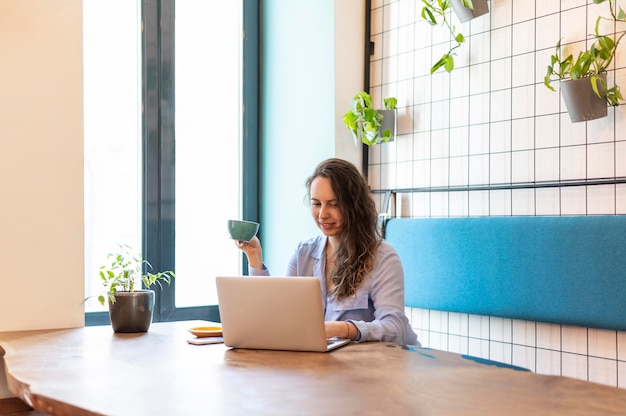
[310,176,343,237]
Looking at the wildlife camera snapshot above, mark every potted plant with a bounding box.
[543,0,625,122]
[343,91,397,147]
[420,0,490,73]
[449,0,489,22]
[85,244,175,333]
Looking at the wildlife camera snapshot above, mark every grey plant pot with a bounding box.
[108,290,155,333]
[378,109,396,143]
[450,0,489,23]
[560,74,608,123]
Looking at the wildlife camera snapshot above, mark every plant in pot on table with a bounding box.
[85,244,175,333]
[543,0,625,122]
[343,91,397,147]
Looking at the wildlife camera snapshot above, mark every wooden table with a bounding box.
[2,320,626,415]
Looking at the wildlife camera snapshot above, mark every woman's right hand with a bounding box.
[234,236,264,269]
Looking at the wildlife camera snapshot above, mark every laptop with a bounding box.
[215,276,351,352]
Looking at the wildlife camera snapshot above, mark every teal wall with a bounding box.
[260,0,337,272]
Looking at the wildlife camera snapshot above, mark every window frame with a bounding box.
[86,0,259,326]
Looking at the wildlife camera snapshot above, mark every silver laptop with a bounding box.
[215,276,351,352]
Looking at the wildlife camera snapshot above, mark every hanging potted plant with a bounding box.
[543,0,625,122]
[420,0,490,73]
[84,244,175,333]
[449,0,489,23]
[343,91,397,147]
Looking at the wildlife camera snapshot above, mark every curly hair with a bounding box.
[306,158,381,300]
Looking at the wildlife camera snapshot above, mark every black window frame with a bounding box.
[86,0,259,326]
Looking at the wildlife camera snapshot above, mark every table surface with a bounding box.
[2,320,626,416]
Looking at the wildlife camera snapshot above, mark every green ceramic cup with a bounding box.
[227,219,260,242]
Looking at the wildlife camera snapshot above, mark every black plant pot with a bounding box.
[108,290,155,333]
[560,74,608,122]
[451,0,489,23]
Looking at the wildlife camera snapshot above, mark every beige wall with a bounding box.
[0,0,84,334]
[334,0,364,169]
[0,0,84,399]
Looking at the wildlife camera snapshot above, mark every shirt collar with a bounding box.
[312,235,328,261]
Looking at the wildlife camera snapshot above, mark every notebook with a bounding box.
[215,276,351,352]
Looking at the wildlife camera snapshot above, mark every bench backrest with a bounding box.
[385,216,626,331]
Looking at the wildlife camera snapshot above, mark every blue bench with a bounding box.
[385,216,626,331]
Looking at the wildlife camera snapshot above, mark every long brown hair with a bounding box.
[306,158,381,300]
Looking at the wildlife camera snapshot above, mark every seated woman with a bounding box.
[236,158,418,346]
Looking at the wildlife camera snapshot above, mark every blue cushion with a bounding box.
[385,216,626,331]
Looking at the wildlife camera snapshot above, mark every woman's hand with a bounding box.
[234,236,264,269]
[325,320,355,340]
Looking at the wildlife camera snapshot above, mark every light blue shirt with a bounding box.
[249,235,419,346]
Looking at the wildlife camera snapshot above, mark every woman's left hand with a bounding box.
[325,321,354,340]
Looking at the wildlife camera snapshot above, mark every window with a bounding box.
[174,1,243,307]
[83,0,142,315]
[84,0,258,324]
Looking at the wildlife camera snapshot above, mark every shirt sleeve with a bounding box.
[350,242,418,345]
[248,264,270,276]
[248,236,321,277]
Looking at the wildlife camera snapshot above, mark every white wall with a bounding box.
[369,0,626,388]
[0,0,84,333]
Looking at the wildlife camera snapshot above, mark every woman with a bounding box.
[236,158,418,345]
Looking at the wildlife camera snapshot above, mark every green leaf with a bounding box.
[421,7,437,26]
[544,73,556,92]
[358,91,373,108]
[461,0,474,10]
[343,111,357,131]
[380,129,392,143]
[591,76,601,97]
[443,54,455,72]
[363,108,379,125]
[430,55,448,74]
[421,0,435,10]
[364,130,378,146]
[455,33,465,44]
[594,15,603,35]
[596,36,615,63]
[384,97,397,110]
[607,85,623,106]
